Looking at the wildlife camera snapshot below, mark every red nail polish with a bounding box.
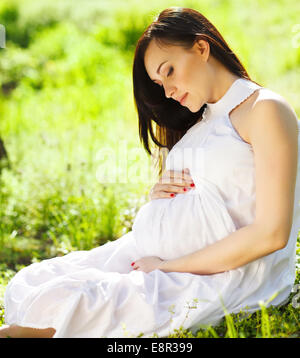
[131,262,135,266]
[190,183,195,187]
[183,188,187,191]
[170,193,175,197]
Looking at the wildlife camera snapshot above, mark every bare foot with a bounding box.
[0,325,11,338]
[0,324,56,338]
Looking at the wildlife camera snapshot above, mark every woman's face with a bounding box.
[144,38,212,113]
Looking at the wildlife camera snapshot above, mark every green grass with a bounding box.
[0,0,300,337]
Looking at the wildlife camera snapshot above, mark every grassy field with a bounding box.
[0,0,299,337]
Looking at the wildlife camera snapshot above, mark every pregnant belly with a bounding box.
[132,178,237,261]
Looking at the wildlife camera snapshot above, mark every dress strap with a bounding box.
[203,78,263,120]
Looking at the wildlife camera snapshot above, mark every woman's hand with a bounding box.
[149,168,195,200]
[131,256,165,273]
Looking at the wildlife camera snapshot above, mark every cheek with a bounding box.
[182,62,199,90]
[176,70,192,91]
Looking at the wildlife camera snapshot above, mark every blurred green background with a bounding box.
[0,0,299,337]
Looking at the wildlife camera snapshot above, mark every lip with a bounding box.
[179,93,188,105]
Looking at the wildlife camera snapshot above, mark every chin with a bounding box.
[184,100,202,113]
[187,105,199,113]
[192,103,205,113]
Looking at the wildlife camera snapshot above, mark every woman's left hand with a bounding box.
[132,256,165,273]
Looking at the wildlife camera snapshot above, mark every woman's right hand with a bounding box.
[149,168,195,200]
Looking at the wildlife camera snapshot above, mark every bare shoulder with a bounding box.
[246,90,299,246]
[247,89,299,144]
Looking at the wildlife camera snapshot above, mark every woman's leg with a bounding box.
[0,324,56,338]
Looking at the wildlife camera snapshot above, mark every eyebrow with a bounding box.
[152,61,167,82]
[157,61,167,75]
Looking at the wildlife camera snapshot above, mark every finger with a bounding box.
[164,185,192,194]
[161,170,194,185]
[156,183,192,193]
[160,170,181,183]
[151,186,193,200]
[181,169,194,183]
[155,182,188,194]
[150,192,177,200]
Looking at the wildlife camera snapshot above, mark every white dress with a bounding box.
[4,78,300,338]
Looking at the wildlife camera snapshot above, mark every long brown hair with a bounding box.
[132,7,260,178]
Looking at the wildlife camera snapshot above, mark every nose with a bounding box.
[165,85,176,100]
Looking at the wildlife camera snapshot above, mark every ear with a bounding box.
[193,38,210,61]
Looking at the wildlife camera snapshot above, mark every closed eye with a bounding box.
[154,66,173,87]
[167,66,173,77]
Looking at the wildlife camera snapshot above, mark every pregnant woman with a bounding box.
[1,7,299,338]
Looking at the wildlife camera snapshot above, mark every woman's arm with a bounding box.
[158,222,284,274]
